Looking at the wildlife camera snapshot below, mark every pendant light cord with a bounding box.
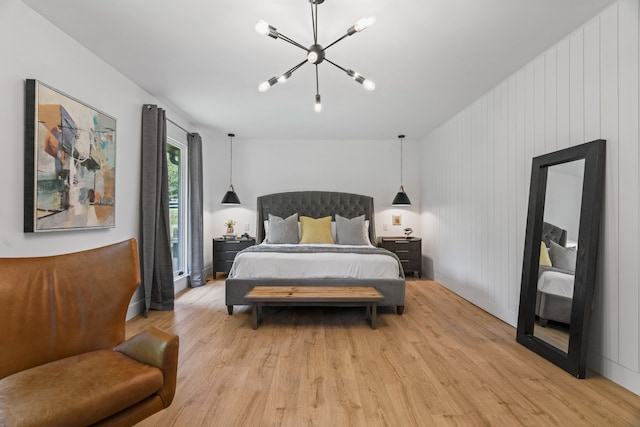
[400,136,404,187]
[229,134,234,187]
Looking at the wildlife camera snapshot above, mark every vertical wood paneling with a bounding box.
[557,39,571,150]
[534,56,546,156]
[570,29,585,145]
[599,3,620,362]
[585,17,602,141]
[508,76,519,312]
[617,0,639,371]
[422,0,640,393]
[545,48,558,152]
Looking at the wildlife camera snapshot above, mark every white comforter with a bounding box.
[229,243,401,279]
[537,270,574,298]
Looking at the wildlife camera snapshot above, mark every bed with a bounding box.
[536,222,575,326]
[224,191,406,315]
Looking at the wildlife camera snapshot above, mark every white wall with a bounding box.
[422,0,640,394]
[0,0,213,317]
[206,138,422,255]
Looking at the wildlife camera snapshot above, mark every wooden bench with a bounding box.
[244,286,385,329]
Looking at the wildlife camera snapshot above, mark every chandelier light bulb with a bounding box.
[314,94,322,113]
[255,20,270,36]
[307,51,319,63]
[258,77,278,92]
[354,16,376,32]
[363,79,376,91]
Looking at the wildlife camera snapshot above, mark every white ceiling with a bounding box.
[22,0,616,140]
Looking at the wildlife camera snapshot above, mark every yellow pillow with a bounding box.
[299,216,334,244]
[539,241,552,266]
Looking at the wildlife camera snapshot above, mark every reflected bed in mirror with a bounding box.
[517,139,605,378]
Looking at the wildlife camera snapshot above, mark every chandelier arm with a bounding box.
[276,33,309,52]
[323,34,349,51]
[323,58,349,73]
[315,64,320,95]
[285,59,309,76]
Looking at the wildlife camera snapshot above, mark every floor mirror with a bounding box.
[516,139,605,378]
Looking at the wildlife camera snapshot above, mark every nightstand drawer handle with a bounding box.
[395,250,409,253]
[400,260,409,263]
[395,241,409,244]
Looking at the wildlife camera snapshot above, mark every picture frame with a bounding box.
[392,214,402,226]
[24,79,116,232]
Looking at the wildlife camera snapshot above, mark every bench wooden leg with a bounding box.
[370,303,377,329]
[251,303,259,329]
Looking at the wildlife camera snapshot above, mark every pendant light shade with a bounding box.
[221,133,241,205]
[392,185,411,206]
[392,135,411,206]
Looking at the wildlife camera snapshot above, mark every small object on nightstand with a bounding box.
[212,237,255,279]
[404,227,413,238]
[378,236,422,278]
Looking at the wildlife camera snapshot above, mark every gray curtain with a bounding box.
[140,104,174,313]
[188,132,205,287]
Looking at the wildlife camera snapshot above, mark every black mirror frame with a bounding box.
[516,139,606,378]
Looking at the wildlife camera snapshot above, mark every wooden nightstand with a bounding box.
[212,237,255,279]
[379,237,422,278]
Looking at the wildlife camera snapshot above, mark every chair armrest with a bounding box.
[115,327,179,407]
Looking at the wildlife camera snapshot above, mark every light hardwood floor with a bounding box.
[127,279,640,426]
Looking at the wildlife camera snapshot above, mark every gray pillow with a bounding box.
[549,240,577,272]
[335,214,369,245]
[267,213,298,244]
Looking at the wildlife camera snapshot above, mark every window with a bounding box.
[167,137,188,277]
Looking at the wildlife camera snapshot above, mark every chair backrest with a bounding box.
[0,239,140,379]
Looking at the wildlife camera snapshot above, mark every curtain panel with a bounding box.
[140,104,174,313]
[188,132,205,287]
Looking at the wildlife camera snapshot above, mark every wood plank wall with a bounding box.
[421,0,640,395]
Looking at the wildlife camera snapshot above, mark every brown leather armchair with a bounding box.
[0,239,179,427]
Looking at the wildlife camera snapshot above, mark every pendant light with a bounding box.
[392,135,411,206]
[221,133,241,205]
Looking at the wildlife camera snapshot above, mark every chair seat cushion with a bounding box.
[0,349,163,427]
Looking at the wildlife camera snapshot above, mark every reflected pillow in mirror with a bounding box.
[267,213,299,244]
[539,241,552,266]
[549,240,576,272]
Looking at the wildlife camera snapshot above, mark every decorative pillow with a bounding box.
[539,241,552,267]
[335,214,369,245]
[267,213,299,244]
[299,216,334,244]
[549,240,577,272]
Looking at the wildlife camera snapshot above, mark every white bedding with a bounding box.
[229,243,401,279]
[537,270,574,298]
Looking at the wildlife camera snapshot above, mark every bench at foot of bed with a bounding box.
[227,303,404,315]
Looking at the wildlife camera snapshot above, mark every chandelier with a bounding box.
[255,0,376,112]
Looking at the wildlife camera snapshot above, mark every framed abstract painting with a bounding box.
[24,79,116,232]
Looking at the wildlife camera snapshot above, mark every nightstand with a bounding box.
[212,237,255,279]
[379,237,422,278]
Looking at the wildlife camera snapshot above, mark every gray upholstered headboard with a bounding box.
[542,221,567,247]
[256,191,376,244]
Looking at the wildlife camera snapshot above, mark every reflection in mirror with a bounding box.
[533,160,584,353]
[516,139,605,378]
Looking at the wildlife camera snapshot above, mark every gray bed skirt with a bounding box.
[225,277,406,315]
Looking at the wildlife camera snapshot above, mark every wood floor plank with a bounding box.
[128,279,640,426]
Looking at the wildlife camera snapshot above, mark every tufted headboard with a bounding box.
[256,191,376,244]
[542,221,567,247]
